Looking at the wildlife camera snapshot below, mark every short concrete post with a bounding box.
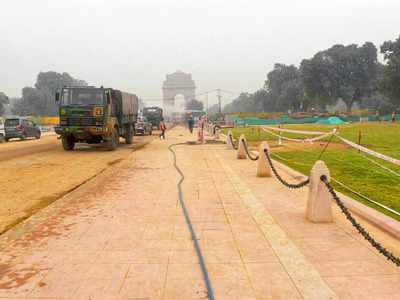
[236,134,247,159]
[257,141,272,177]
[306,160,332,223]
[215,128,220,139]
[227,130,234,149]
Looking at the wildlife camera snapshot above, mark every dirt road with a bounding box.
[0,133,156,234]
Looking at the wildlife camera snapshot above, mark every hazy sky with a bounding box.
[1,0,399,107]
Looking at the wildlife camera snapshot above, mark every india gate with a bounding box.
[162,70,196,112]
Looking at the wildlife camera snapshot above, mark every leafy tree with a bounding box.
[361,92,395,114]
[265,64,309,112]
[34,71,87,116]
[185,99,204,111]
[359,62,395,114]
[301,42,378,113]
[12,71,87,116]
[253,89,273,112]
[0,92,9,116]
[223,93,254,113]
[380,35,400,105]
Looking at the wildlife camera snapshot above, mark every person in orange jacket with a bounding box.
[159,118,166,139]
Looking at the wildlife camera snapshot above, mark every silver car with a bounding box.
[135,116,153,135]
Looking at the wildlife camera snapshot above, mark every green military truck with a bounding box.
[143,106,163,129]
[55,86,138,151]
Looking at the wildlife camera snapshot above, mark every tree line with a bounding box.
[0,71,87,117]
[0,92,9,116]
[224,35,400,114]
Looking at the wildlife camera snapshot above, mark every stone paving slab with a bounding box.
[0,126,399,299]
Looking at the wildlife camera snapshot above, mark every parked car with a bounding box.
[4,118,41,141]
[135,116,152,135]
[0,120,5,142]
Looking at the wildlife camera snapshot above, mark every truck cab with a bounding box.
[143,107,163,129]
[55,86,138,151]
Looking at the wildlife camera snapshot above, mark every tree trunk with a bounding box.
[342,97,353,114]
[345,102,352,114]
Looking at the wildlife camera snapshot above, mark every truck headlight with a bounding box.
[60,117,67,125]
[93,107,104,116]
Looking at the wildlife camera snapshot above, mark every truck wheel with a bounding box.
[125,125,133,144]
[62,135,75,151]
[35,132,41,139]
[107,127,119,151]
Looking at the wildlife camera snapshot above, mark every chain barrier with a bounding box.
[263,149,310,189]
[320,175,400,267]
[241,139,259,161]
[228,133,238,150]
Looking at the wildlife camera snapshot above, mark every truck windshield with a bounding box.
[62,89,105,105]
[5,119,20,127]
[144,108,161,115]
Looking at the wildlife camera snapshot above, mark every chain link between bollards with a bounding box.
[320,175,400,267]
[241,139,259,161]
[263,149,310,189]
[229,133,238,150]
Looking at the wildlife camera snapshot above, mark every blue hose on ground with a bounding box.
[168,143,214,300]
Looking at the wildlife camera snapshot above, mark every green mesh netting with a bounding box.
[235,114,399,126]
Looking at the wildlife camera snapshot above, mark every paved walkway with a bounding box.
[0,127,399,299]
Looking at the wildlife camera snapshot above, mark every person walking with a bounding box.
[392,111,396,122]
[159,119,166,139]
[188,115,194,134]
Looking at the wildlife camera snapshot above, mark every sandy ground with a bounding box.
[0,133,157,234]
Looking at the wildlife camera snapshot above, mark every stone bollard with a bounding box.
[306,160,332,223]
[215,128,220,139]
[257,141,272,177]
[236,134,247,159]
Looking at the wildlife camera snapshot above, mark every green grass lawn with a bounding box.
[223,122,400,220]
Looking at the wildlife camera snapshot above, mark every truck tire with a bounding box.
[125,125,133,144]
[62,135,75,151]
[35,132,41,139]
[107,127,119,151]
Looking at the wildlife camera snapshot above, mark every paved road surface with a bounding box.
[0,126,399,299]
